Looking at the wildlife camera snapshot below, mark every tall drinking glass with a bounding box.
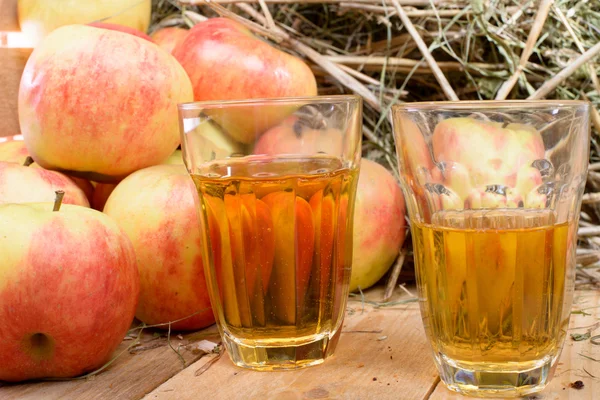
[392,101,590,397]
[179,96,362,371]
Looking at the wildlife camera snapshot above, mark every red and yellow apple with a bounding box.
[163,149,183,165]
[349,159,406,292]
[432,118,545,208]
[0,135,95,203]
[0,162,89,206]
[172,17,317,144]
[0,201,139,381]
[181,120,245,164]
[19,24,194,182]
[18,0,151,46]
[394,116,546,212]
[151,27,188,54]
[88,21,153,42]
[254,116,343,156]
[103,165,214,331]
[0,135,28,164]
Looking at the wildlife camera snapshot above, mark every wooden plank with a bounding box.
[0,325,221,400]
[0,48,31,137]
[143,288,440,400]
[0,0,18,31]
[3,288,596,399]
[429,290,600,400]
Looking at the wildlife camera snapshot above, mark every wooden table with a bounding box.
[1,286,598,400]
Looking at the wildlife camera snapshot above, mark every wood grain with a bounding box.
[3,288,598,400]
[143,288,440,400]
[0,48,30,137]
[0,325,221,400]
[429,290,600,400]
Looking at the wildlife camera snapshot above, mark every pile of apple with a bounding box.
[0,13,406,382]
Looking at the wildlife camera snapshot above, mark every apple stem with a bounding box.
[23,156,34,167]
[53,191,65,212]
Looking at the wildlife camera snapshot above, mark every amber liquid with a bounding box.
[412,209,576,394]
[192,156,357,369]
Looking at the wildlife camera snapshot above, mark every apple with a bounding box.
[19,25,194,183]
[0,198,139,381]
[180,119,245,164]
[18,0,151,46]
[0,135,28,164]
[163,149,184,165]
[172,17,317,144]
[0,136,95,203]
[349,159,406,292]
[0,162,89,206]
[151,27,188,54]
[103,165,215,330]
[254,115,343,156]
[88,21,153,42]
[432,118,545,208]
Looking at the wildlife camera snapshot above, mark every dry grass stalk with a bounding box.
[181,0,464,5]
[339,3,472,17]
[390,0,458,101]
[324,55,505,72]
[578,226,600,238]
[256,0,276,29]
[495,0,553,100]
[582,193,600,205]
[553,5,600,95]
[383,246,407,302]
[529,41,600,100]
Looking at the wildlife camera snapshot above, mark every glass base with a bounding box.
[437,354,553,398]
[222,331,334,371]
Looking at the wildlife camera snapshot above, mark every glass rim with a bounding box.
[392,99,590,111]
[178,94,362,111]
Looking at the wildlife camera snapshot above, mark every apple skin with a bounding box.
[18,0,151,46]
[349,159,406,292]
[103,165,215,331]
[0,162,89,207]
[151,27,188,54]
[172,17,317,144]
[163,149,184,165]
[432,118,545,206]
[0,135,28,164]
[88,21,153,42]
[91,150,185,212]
[254,115,343,156]
[18,25,194,182]
[0,203,139,382]
[0,136,95,203]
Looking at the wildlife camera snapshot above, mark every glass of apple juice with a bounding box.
[392,101,590,397]
[178,96,362,371]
